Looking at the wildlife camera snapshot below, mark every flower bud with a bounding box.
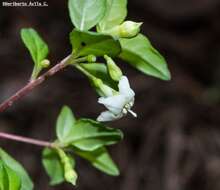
[57,148,77,185]
[92,78,115,97]
[104,55,122,81]
[64,166,77,186]
[87,54,96,63]
[40,59,50,68]
[119,21,142,38]
[103,21,142,38]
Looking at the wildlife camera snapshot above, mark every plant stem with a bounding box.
[0,132,54,148]
[74,64,96,80]
[0,54,88,113]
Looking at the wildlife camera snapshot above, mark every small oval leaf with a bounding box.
[20,28,49,79]
[56,106,76,142]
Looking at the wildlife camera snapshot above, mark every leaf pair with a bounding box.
[42,106,122,186]
[56,106,122,151]
[0,148,33,190]
[55,106,122,175]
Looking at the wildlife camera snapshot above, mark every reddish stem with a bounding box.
[0,132,54,148]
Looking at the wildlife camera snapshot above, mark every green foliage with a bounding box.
[4,0,172,189]
[63,118,123,151]
[56,106,76,142]
[0,148,33,190]
[42,148,76,186]
[68,0,106,31]
[56,106,123,151]
[98,0,127,31]
[42,148,65,185]
[20,28,49,79]
[119,34,171,80]
[70,29,121,57]
[42,106,122,186]
[0,160,21,190]
[74,147,119,176]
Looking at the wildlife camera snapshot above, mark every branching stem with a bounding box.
[0,54,87,113]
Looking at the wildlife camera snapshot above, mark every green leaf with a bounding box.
[74,147,119,176]
[64,119,123,151]
[0,148,33,190]
[42,148,65,185]
[98,0,127,31]
[56,106,76,142]
[70,29,121,57]
[0,162,8,190]
[0,161,21,190]
[119,34,171,80]
[68,0,106,31]
[80,63,117,89]
[20,28,49,78]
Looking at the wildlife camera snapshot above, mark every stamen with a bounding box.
[122,108,128,114]
[129,102,133,107]
[128,109,137,117]
[125,104,130,109]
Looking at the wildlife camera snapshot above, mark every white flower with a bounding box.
[97,76,137,122]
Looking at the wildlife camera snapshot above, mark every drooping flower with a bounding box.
[97,76,137,122]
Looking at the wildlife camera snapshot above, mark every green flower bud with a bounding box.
[119,21,142,38]
[87,54,96,63]
[57,148,78,186]
[76,64,117,97]
[64,163,77,186]
[31,59,50,80]
[103,21,142,38]
[40,59,50,68]
[104,55,122,81]
[92,78,115,97]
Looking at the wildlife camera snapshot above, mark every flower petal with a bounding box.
[118,76,135,99]
[97,111,122,122]
[98,95,127,115]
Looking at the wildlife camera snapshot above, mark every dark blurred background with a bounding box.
[1,0,220,189]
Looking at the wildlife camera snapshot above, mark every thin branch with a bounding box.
[0,132,54,148]
[0,55,73,113]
